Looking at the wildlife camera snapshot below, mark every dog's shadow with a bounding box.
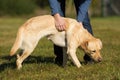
[0,55,54,72]
[0,55,88,73]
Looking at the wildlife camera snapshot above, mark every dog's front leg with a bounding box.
[67,46,81,68]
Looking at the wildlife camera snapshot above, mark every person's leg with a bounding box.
[54,0,68,67]
[82,13,94,63]
[82,12,93,35]
[74,0,93,63]
[54,45,63,65]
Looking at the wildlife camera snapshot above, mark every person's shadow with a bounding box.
[0,55,54,72]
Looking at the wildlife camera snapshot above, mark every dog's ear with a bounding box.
[97,39,102,49]
[81,41,88,50]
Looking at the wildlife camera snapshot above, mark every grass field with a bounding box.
[0,16,120,80]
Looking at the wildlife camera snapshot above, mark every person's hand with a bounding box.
[54,13,66,31]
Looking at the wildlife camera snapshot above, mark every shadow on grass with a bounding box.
[0,55,90,72]
[0,55,54,72]
[0,55,16,72]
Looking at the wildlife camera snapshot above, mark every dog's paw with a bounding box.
[16,60,22,70]
[76,63,82,68]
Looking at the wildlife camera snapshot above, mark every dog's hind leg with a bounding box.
[16,48,34,69]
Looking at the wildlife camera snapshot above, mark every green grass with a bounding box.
[0,16,120,80]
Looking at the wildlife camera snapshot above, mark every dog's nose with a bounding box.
[98,57,102,62]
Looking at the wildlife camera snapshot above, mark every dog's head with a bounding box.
[81,39,102,62]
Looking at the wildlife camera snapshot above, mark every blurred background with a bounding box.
[0,0,120,18]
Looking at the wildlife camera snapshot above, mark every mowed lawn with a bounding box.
[0,16,120,80]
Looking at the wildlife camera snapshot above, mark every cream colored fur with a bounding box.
[10,15,102,69]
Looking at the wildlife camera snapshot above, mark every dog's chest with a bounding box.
[47,31,66,47]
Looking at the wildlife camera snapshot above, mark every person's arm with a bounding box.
[48,0,60,15]
[48,0,66,31]
[77,0,92,22]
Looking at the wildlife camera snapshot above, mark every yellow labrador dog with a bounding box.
[10,15,102,69]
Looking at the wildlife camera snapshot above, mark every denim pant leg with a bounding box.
[82,13,94,62]
[82,12,93,35]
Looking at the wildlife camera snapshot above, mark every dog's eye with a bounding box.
[92,50,96,53]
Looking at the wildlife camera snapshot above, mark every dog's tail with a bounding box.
[10,27,24,56]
